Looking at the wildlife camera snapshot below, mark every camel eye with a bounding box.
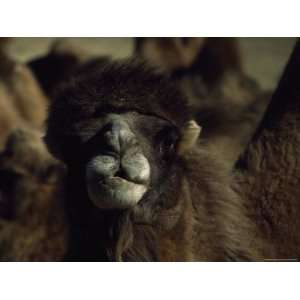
[157,127,179,157]
[163,134,176,152]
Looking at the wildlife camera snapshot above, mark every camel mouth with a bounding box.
[85,147,151,210]
[86,175,148,209]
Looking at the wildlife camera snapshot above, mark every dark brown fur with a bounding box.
[235,40,300,260]
[117,149,261,261]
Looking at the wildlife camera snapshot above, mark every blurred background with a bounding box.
[6,37,297,90]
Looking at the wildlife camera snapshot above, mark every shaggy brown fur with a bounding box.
[0,128,67,261]
[118,149,261,261]
[235,40,300,260]
[45,58,262,261]
[0,38,48,149]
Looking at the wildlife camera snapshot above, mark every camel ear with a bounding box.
[177,120,202,155]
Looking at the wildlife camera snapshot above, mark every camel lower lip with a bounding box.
[100,176,142,186]
[87,176,147,209]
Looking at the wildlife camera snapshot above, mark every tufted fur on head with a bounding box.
[46,58,191,159]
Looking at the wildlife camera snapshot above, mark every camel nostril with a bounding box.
[86,155,120,179]
[121,152,151,185]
